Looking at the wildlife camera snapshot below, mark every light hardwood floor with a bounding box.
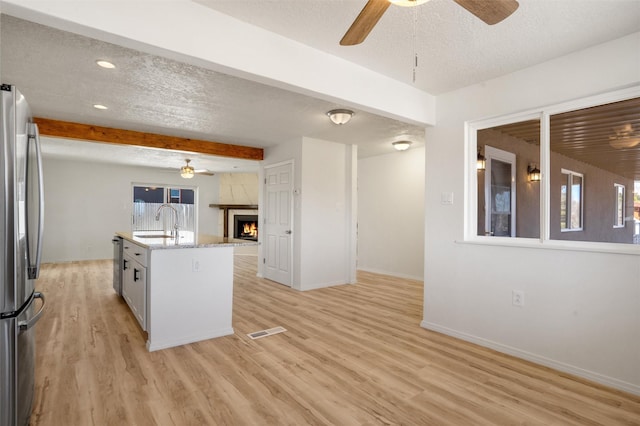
[30,256,639,425]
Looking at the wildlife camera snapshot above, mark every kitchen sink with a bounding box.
[134,234,173,238]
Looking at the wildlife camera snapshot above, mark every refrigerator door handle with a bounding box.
[18,292,46,331]
[27,122,45,279]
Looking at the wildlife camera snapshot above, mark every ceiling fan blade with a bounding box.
[453,0,519,25]
[195,170,215,176]
[340,0,391,46]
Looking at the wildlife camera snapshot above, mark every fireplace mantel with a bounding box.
[209,204,258,210]
[209,204,258,238]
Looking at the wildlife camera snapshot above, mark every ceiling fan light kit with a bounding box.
[609,136,640,150]
[180,159,195,179]
[608,123,640,149]
[390,0,431,7]
[327,109,354,125]
[340,0,519,46]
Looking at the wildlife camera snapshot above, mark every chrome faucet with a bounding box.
[155,204,180,243]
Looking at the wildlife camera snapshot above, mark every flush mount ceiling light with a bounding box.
[180,159,195,179]
[93,104,108,110]
[96,60,116,69]
[392,141,412,151]
[327,109,354,125]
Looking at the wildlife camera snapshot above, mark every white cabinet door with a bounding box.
[122,252,147,331]
[122,253,134,308]
[130,263,147,330]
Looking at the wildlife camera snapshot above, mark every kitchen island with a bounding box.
[115,231,257,351]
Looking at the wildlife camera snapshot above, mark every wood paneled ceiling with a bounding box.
[491,97,640,180]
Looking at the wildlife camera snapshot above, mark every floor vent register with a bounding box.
[247,326,287,340]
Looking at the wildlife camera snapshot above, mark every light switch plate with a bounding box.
[440,192,454,205]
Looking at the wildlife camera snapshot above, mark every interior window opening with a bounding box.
[550,97,639,244]
[476,119,541,238]
[470,94,640,247]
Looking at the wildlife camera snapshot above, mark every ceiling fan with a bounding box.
[180,159,214,178]
[609,124,640,150]
[340,0,520,46]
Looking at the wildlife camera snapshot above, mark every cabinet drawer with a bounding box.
[123,241,148,267]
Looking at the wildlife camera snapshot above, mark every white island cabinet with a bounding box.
[115,232,257,352]
[122,240,148,330]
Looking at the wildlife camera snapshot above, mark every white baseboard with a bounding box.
[421,321,640,396]
[300,279,349,291]
[146,327,234,352]
[357,267,423,282]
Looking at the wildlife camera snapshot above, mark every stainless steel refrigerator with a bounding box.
[0,84,46,426]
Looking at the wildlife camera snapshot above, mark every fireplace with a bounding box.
[234,215,258,241]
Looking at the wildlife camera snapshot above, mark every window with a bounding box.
[560,170,583,231]
[614,184,625,228]
[132,185,197,234]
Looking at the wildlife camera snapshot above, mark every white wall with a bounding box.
[358,147,425,280]
[261,137,357,290]
[424,33,640,394]
[42,156,219,262]
[299,137,357,290]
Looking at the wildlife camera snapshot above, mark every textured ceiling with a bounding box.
[1,1,639,172]
[0,15,424,171]
[195,0,640,94]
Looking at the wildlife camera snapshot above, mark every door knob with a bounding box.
[285,230,292,234]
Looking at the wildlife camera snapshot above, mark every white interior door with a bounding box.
[263,162,293,286]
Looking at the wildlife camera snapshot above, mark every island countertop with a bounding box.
[116,231,258,250]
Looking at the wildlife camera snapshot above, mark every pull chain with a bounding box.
[412,6,418,83]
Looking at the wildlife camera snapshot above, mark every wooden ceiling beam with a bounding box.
[33,117,264,161]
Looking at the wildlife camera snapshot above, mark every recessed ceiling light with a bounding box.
[93,104,108,110]
[96,60,116,69]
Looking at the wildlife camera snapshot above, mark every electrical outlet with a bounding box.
[512,290,524,307]
[192,259,201,272]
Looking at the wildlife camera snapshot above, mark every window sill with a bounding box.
[458,236,640,256]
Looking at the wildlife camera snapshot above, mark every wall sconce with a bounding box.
[327,109,354,125]
[528,164,541,182]
[477,148,486,170]
[392,141,412,151]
